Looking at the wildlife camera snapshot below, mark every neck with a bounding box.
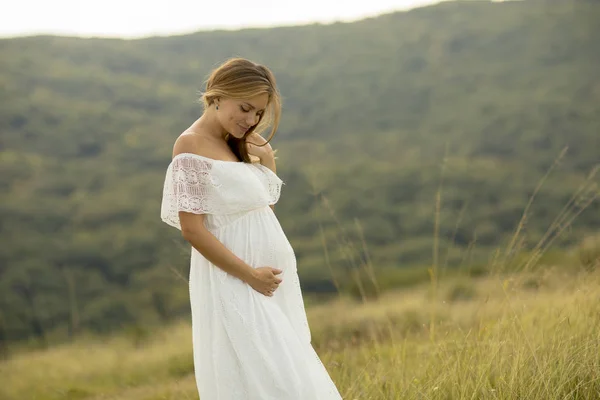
[194,109,228,141]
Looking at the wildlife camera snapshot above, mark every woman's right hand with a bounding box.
[248,266,283,296]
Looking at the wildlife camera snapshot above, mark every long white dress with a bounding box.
[160,153,343,400]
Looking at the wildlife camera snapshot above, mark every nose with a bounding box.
[246,113,259,127]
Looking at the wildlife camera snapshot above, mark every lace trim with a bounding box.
[160,154,284,230]
[161,155,225,230]
[253,163,284,205]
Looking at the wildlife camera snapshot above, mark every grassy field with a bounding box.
[1,264,599,400]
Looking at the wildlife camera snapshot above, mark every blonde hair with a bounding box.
[200,58,281,163]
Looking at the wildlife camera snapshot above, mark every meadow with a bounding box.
[2,260,599,400]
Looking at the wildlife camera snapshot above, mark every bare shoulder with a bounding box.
[172,130,241,162]
[172,132,210,158]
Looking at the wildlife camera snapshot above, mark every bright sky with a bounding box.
[1,0,443,38]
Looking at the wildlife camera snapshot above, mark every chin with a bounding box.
[228,125,247,138]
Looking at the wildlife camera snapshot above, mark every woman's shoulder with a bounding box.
[172,131,214,159]
[172,130,241,163]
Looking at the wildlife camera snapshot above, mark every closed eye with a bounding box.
[241,102,265,116]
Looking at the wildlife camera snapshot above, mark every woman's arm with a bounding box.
[180,213,283,297]
[180,212,258,283]
[172,134,258,282]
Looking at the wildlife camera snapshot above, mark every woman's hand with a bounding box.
[248,266,283,297]
[246,133,275,162]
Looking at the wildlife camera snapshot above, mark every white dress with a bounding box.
[160,153,343,400]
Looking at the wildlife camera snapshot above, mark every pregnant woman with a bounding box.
[160,57,343,399]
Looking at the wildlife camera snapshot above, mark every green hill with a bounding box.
[0,0,599,345]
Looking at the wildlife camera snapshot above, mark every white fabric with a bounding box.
[161,153,343,400]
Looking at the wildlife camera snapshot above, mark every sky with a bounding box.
[0,0,443,39]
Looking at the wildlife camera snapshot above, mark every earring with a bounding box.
[216,104,219,110]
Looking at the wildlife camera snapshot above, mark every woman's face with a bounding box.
[216,93,269,138]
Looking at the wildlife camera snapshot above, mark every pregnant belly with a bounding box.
[213,208,296,273]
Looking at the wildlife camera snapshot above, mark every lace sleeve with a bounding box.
[252,163,284,205]
[160,154,222,230]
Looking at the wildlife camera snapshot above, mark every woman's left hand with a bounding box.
[246,133,274,162]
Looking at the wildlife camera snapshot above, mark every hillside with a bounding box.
[0,0,599,344]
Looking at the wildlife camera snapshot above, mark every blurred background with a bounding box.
[1,0,599,398]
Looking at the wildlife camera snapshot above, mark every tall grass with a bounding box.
[1,269,599,399]
[304,145,600,399]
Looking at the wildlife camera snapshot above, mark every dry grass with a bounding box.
[2,267,599,400]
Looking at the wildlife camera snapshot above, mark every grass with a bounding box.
[1,266,599,399]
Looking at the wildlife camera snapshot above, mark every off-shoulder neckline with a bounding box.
[169,152,284,184]
[171,152,248,164]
